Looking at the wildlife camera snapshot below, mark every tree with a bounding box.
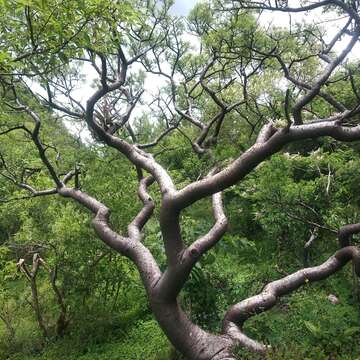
[1,0,360,358]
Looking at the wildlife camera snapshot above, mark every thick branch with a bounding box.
[154,190,228,301]
[223,246,360,353]
[338,222,360,247]
[171,119,360,211]
[85,77,175,195]
[57,186,161,292]
[127,176,155,240]
[255,122,276,144]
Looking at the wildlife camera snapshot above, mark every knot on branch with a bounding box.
[189,247,200,258]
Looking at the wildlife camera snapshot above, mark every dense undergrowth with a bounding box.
[1,90,360,360]
[2,242,360,360]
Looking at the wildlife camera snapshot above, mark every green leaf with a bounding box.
[344,327,360,336]
[303,320,321,336]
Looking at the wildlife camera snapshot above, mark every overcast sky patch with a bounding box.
[170,0,197,16]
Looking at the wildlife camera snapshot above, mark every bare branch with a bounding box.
[285,211,336,234]
[83,62,176,195]
[17,254,49,338]
[338,222,360,247]
[255,122,276,144]
[20,104,62,188]
[231,0,360,25]
[18,185,57,197]
[42,82,84,119]
[128,175,155,240]
[0,125,29,136]
[172,119,360,211]
[155,186,228,301]
[57,186,161,292]
[304,228,318,266]
[137,125,178,149]
[292,30,359,124]
[223,246,360,353]
[264,51,348,115]
[37,258,69,336]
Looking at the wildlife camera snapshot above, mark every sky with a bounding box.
[170,0,197,16]
[168,0,359,66]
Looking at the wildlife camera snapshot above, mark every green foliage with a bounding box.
[1,0,360,359]
[5,319,174,360]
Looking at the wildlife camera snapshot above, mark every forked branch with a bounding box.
[155,188,228,301]
[57,186,161,292]
[128,175,155,240]
[17,254,49,339]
